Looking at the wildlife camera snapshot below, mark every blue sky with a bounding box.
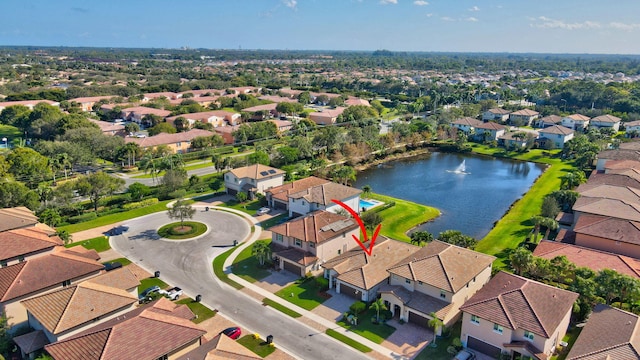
[2,0,640,54]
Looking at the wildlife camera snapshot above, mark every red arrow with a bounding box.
[332,199,380,256]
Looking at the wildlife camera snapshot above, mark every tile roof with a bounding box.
[573,214,640,245]
[0,206,39,232]
[566,304,640,360]
[176,334,262,360]
[539,125,574,136]
[510,109,539,116]
[288,182,362,205]
[229,164,285,180]
[69,96,116,103]
[0,100,58,108]
[45,298,204,360]
[573,197,640,222]
[121,106,171,117]
[166,110,239,123]
[0,227,63,261]
[620,141,640,151]
[85,267,140,290]
[591,114,621,123]
[243,103,278,112]
[266,176,331,202]
[576,184,640,202]
[387,240,496,292]
[533,240,640,279]
[587,172,640,189]
[12,330,50,354]
[538,115,563,124]
[379,284,453,320]
[460,271,578,338]
[453,117,484,126]
[486,108,511,115]
[598,149,640,162]
[61,246,101,261]
[604,160,640,171]
[269,210,358,244]
[258,95,299,103]
[565,114,591,121]
[21,281,137,334]
[345,97,371,106]
[124,129,215,148]
[476,122,506,130]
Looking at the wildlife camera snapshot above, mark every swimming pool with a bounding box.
[359,199,383,211]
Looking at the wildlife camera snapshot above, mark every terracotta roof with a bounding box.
[538,115,562,125]
[387,240,495,293]
[266,176,330,203]
[176,334,261,360]
[625,121,640,128]
[70,96,116,103]
[486,108,510,115]
[166,110,239,123]
[0,100,58,108]
[576,184,640,202]
[0,227,63,261]
[288,182,362,205]
[539,125,574,136]
[309,107,346,118]
[591,114,621,123]
[61,246,101,261]
[273,245,318,266]
[322,237,419,290]
[88,119,125,133]
[566,304,640,359]
[124,129,214,148]
[269,210,358,244]
[0,206,39,232]
[45,298,204,360]
[21,281,137,334]
[533,241,640,279]
[453,117,484,127]
[258,95,298,103]
[243,103,277,112]
[121,106,171,117]
[460,271,578,338]
[85,267,140,290]
[565,114,591,121]
[0,248,103,302]
[13,330,50,354]
[345,97,371,107]
[510,109,539,116]
[379,284,453,320]
[229,164,285,180]
[598,149,640,162]
[573,197,640,222]
[476,122,506,130]
[573,214,640,245]
[587,172,640,189]
[604,160,640,171]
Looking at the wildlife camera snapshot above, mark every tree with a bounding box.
[6,147,52,188]
[124,122,140,134]
[248,150,270,165]
[167,198,196,228]
[362,185,372,198]
[0,311,11,358]
[298,91,311,104]
[148,122,177,136]
[56,230,72,245]
[330,165,356,185]
[437,230,477,249]
[529,216,545,243]
[540,196,561,218]
[410,231,434,246]
[161,168,187,193]
[252,241,272,266]
[128,182,150,201]
[509,247,534,276]
[428,312,444,347]
[541,217,559,240]
[236,192,248,203]
[75,172,125,212]
[0,181,39,210]
[369,297,388,322]
[560,171,587,190]
[39,208,62,227]
[361,211,383,231]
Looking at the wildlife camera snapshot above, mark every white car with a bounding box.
[257,207,271,215]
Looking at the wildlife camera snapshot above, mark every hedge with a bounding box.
[122,198,159,210]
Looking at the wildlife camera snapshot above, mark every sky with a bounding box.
[2,0,640,54]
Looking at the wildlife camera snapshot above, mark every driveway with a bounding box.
[111,208,370,360]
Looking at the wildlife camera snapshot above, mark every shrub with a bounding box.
[315,277,329,290]
[68,212,97,224]
[350,301,367,314]
[122,198,159,210]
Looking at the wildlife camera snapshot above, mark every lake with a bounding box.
[353,152,546,239]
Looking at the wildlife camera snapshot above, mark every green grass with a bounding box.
[232,239,272,283]
[336,308,396,344]
[259,213,288,229]
[138,277,169,294]
[102,257,131,266]
[213,246,244,290]
[157,221,208,239]
[274,277,327,311]
[132,161,213,178]
[66,235,111,252]
[414,321,461,360]
[237,335,277,358]
[261,298,302,318]
[59,200,172,234]
[552,326,582,360]
[369,193,440,242]
[223,199,263,215]
[176,298,217,324]
[325,329,372,353]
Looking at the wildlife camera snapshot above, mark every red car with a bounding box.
[221,327,241,340]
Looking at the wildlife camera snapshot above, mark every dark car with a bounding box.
[454,349,476,360]
[103,261,122,271]
[220,327,242,340]
[138,285,161,302]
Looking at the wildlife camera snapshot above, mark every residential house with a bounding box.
[228,86,261,95]
[121,106,171,124]
[322,238,419,302]
[268,119,293,133]
[565,304,640,360]
[0,226,63,267]
[287,181,362,218]
[0,206,40,232]
[590,114,621,132]
[561,114,591,131]
[499,130,538,149]
[625,120,640,135]
[538,125,574,149]
[459,271,578,359]
[89,119,126,137]
[595,147,640,171]
[533,115,562,128]
[176,333,261,360]
[258,95,298,104]
[587,169,640,189]
[44,298,206,360]
[142,92,182,102]
[224,164,285,198]
[571,213,640,259]
[482,108,510,122]
[213,125,240,144]
[345,97,371,107]
[309,107,346,125]
[265,176,330,211]
[166,110,241,128]
[168,95,220,108]
[278,88,304,98]
[243,103,279,120]
[269,210,360,277]
[124,129,215,154]
[380,241,495,332]
[0,100,59,112]
[310,92,342,105]
[452,117,484,136]
[474,122,506,141]
[69,96,116,112]
[508,109,539,126]
[603,159,640,173]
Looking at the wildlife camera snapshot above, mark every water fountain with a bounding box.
[447,160,469,174]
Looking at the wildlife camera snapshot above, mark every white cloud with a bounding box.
[466,17,478,22]
[380,0,398,4]
[282,0,297,9]
[414,0,429,5]
[534,16,601,30]
[468,6,480,11]
[609,22,640,31]
[426,13,433,17]
[441,16,455,22]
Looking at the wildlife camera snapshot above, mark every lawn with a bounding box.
[138,277,169,294]
[176,298,217,324]
[66,235,111,252]
[102,257,131,266]
[259,213,288,229]
[157,221,208,239]
[212,246,244,290]
[336,308,396,344]
[274,277,328,311]
[232,239,272,283]
[237,335,277,358]
[325,329,372,353]
[414,321,461,360]
[132,161,213,178]
[552,326,582,360]
[262,298,302,318]
[368,193,440,242]
[223,199,263,215]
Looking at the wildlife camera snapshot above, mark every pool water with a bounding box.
[359,199,382,211]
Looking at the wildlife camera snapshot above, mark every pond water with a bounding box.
[353,152,546,239]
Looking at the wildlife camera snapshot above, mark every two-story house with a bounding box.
[224,164,285,199]
[124,129,215,154]
[459,271,578,359]
[590,114,621,132]
[0,226,63,267]
[538,125,575,149]
[625,120,640,136]
[533,115,562,128]
[561,114,591,131]
[474,122,506,141]
[165,110,241,128]
[287,182,362,218]
[452,117,484,136]
[268,210,360,277]
[482,108,510,123]
[265,176,330,211]
[380,241,495,333]
[509,109,539,126]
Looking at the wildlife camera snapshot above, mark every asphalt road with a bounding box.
[111,209,369,360]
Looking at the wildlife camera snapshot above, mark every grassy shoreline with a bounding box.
[368,193,440,242]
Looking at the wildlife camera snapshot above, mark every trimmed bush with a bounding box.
[68,212,97,224]
[315,276,329,290]
[123,198,159,210]
[350,301,367,314]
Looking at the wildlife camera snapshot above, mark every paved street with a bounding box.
[111,208,370,360]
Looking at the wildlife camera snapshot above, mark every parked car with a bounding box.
[454,349,476,360]
[220,327,242,340]
[138,285,161,302]
[256,207,271,215]
[103,261,122,271]
[166,287,183,300]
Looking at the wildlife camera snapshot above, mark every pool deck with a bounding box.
[360,198,384,211]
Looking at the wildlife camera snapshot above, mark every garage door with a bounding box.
[408,311,429,328]
[227,188,238,196]
[339,283,361,299]
[467,336,502,358]
[274,201,287,210]
[283,261,302,276]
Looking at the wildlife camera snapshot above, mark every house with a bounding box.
[565,304,640,359]
[482,108,510,122]
[287,181,362,218]
[452,117,484,135]
[268,119,293,133]
[571,213,640,259]
[89,119,126,136]
[124,129,215,154]
[474,122,506,141]
[143,92,182,102]
[625,120,640,135]
[322,237,418,302]
[499,130,538,149]
[224,164,285,198]
[345,97,371,107]
[0,226,63,267]
[213,125,240,144]
[309,107,346,125]
[603,159,640,173]
[269,210,360,277]
[265,176,330,211]
[121,106,171,124]
[587,169,640,188]
[533,240,640,280]
[508,109,539,126]
[258,95,298,104]
[538,125,574,149]
[590,114,621,132]
[165,110,241,128]
[459,271,578,359]
[380,241,495,332]
[595,148,640,171]
[0,206,40,232]
[561,114,591,131]
[228,86,261,95]
[243,103,279,120]
[69,96,116,112]
[176,333,261,360]
[0,100,59,112]
[533,115,562,128]
[44,298,206,360]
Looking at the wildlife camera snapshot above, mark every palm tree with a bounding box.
[362,185,372,199]
[509,247,534,276]
[140,154,160,184]
[530,216,545,243]
[369,298,388,323]
[560,171,587,190]
[541,217,559,240]
[428,312,444,348]
[252,241,272,266]
[410,231,434,246]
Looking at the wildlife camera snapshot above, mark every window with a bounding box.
[302,201,305,205]
[493,323,503,334]
[0,260,6,268]
[18,256,25,263]
[338,249,341,255]
[276,234,283,242]
[176,142,182,147]
[295,239,302,247]
[418,281,423,285]
[405,279,411,284]
[471,315,480,324]
[524,330,534,341]
[156,355,168,360]
[62,280,71,287]
[440,290,446,299]
[309,242,315,248]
